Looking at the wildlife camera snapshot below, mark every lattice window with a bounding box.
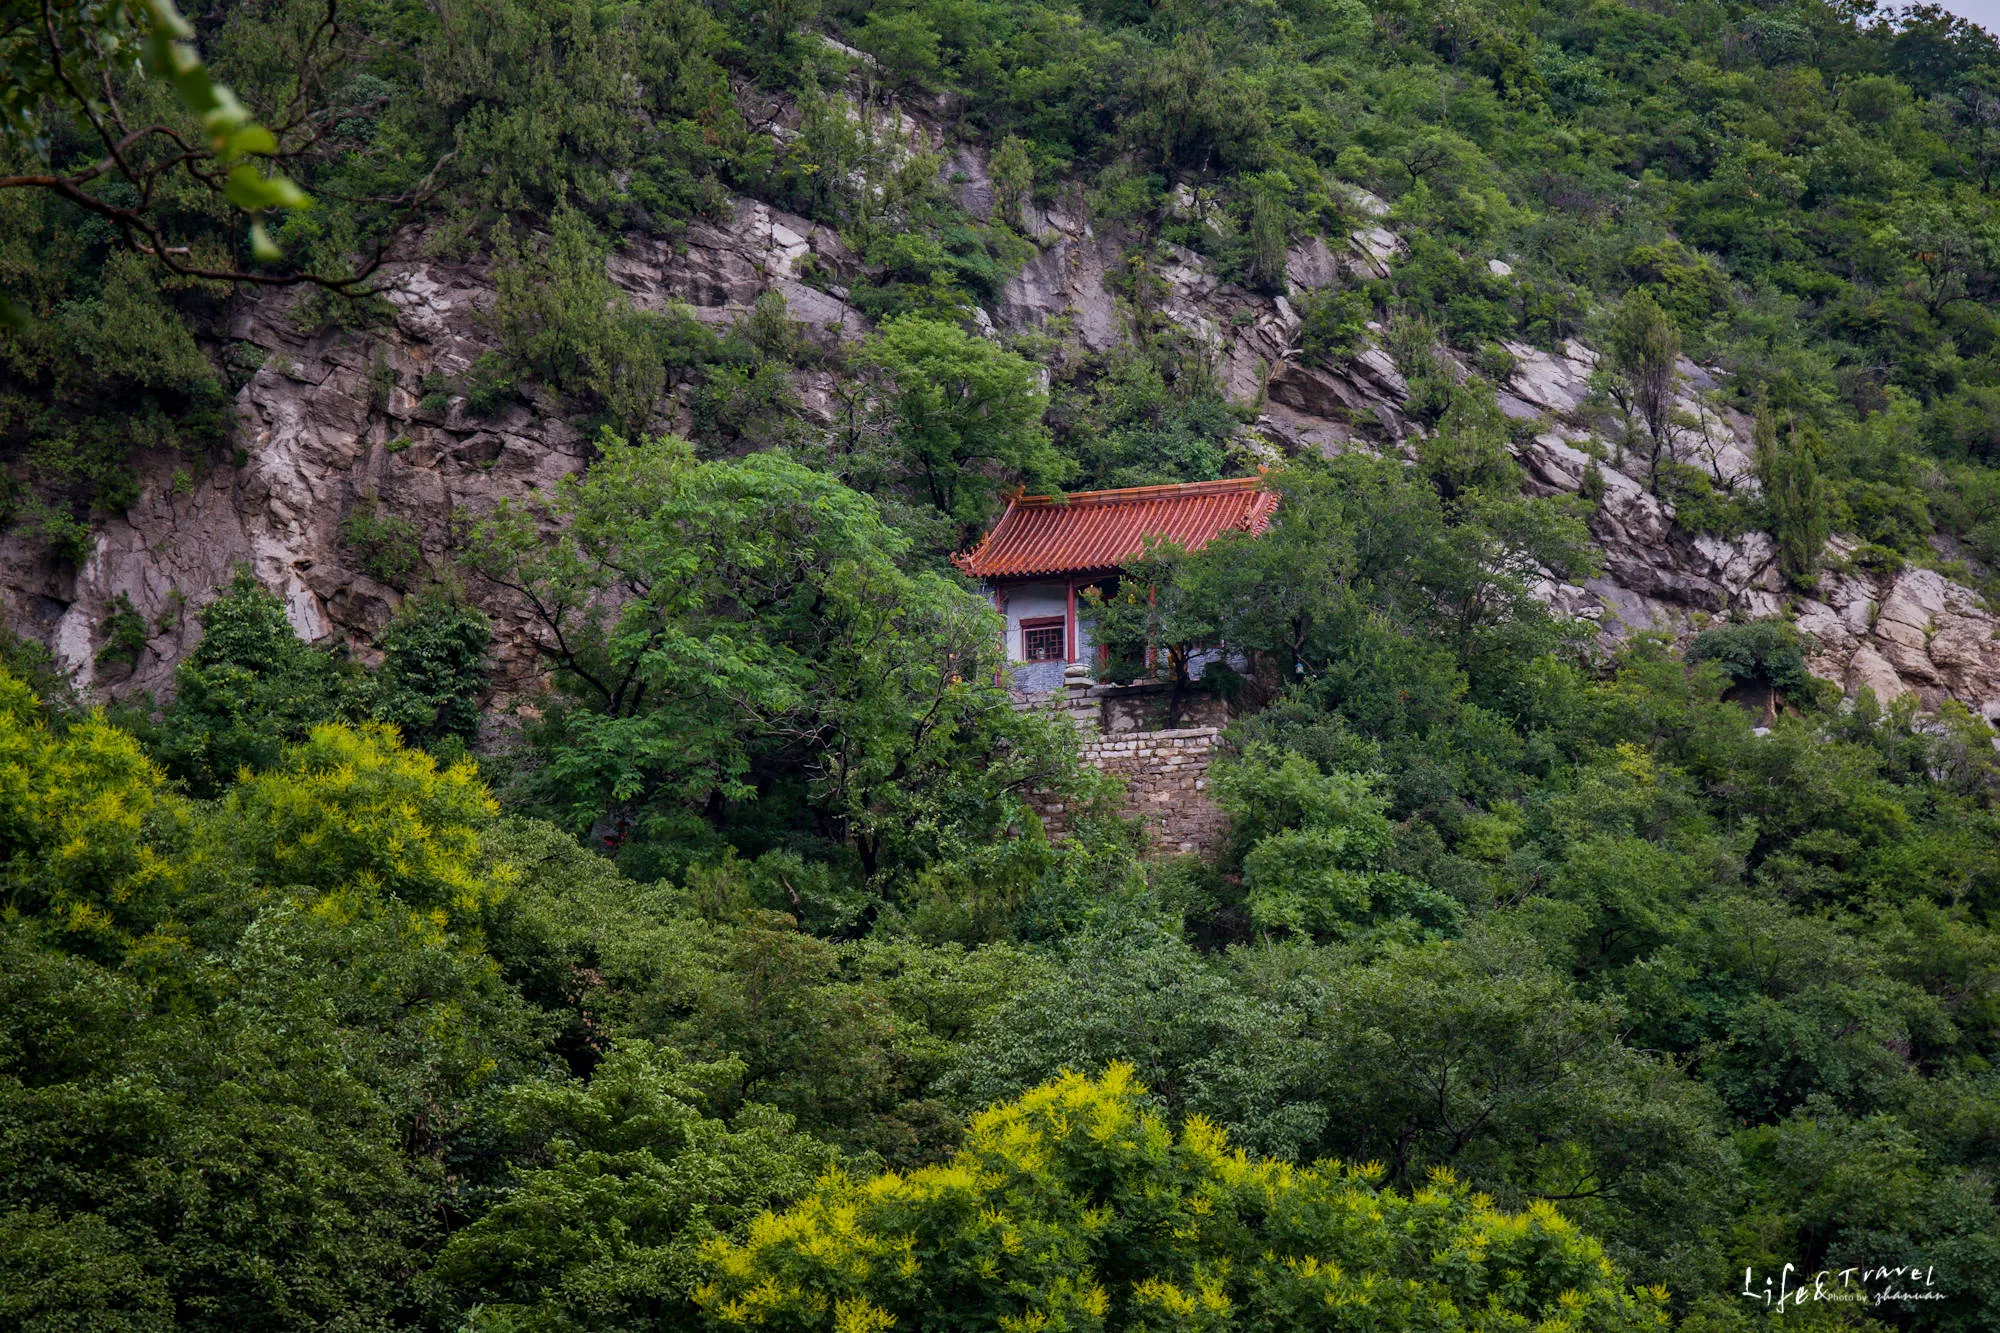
[1021,617,1066,662]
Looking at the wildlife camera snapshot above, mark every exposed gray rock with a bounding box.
[1254,404,1361,455]
[1503,339,1597,420]
[1166,183,1228,236]
[614,199,863,337]
[1516,433,1593,494]
[1846,645,1912,703]
[996,223,1123,351]
[1334,181,1392,218]
[945,144,995,221]
[1267,353,1410,442]
[1348,226,1403,279]
[5,192,878,705]
[1284,238,1342,293]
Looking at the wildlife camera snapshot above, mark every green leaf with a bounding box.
[200,86,253,135]
[248,221,282,262]
[224,125,277,159]
[139,0,196,40]
[227,166,309,213]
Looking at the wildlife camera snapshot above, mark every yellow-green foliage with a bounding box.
[210,722,506,937]
[0,669,509,954]
[0,672,187,956]
[697,1064,1670,1332]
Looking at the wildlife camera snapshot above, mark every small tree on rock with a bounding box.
[1607,290,1682,489]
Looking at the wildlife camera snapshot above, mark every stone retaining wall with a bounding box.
[1025,671,1231,858]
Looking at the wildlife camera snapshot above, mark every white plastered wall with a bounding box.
[998,582,1068,661]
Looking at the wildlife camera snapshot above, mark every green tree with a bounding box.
[1607,290,1683,489]
[0,668,184,959]
[1289,926,1739,1288]
[0,686,544,1333]
[149,568,371,797]
[1417,391,1519,510]
[1054,348,1234,490]
[491,204,667,435]
[477,815,1054,1163]
[1,250,231,556]
[1686,620,1820,707]
[204,720,503,936]
[940,923,1326,1160]
[434,1040,838,1333]
[862,314,1071,535]
[464,433,1085,880]
[1732,1107,2000,1328]
[0,0,319,318]
[989,134,1034,223]
[1093,459,1594,716]
[1240,169,1293,293]
[373,589,491,750]
[0,910,502,1333]
[428,0,745,225]
[1123,32,1268,174]
[1080,537,1225,727]
[1756,410,1832,590]
[1214,744,1461,938]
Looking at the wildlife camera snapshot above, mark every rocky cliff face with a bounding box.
[4,198,864,704]
[1501,350,2000,717]
[9,81,2000,723]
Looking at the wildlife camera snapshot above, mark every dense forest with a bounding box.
[12,0,2000,1328]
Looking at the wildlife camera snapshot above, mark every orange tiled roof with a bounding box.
[952,476,1278,580]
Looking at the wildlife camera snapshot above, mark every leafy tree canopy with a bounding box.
[697,1064,1672,1333]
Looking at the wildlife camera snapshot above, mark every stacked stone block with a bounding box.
[1024,665,1230,859]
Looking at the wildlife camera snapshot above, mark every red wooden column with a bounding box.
[1065,577,1077,663]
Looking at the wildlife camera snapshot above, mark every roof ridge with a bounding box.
[1012,475,1267,508]
[952,474,1278,579]
[948,490,1020,575]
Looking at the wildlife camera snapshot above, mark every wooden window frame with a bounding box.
[1019,615,1067,663]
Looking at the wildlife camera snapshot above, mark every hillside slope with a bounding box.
[9,1,2000,722]
[14,5,2000,1328]
[22,153,2000,715]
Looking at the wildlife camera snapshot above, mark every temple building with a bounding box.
[952,476,1278,693]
